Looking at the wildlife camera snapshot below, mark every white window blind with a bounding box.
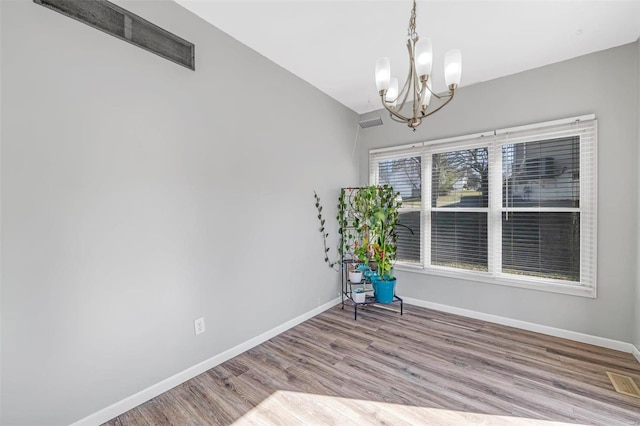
[371,145,423,264]
[369,115,597,296]
[431,145,489,272]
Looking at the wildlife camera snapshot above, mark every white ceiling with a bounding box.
[175,0,640,115]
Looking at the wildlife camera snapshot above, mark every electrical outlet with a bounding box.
[194,317,205,335]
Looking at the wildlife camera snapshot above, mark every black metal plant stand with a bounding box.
[340,252,403,320]
[336,187,404,320]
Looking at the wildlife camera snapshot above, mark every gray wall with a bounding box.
[358,42,639,343]
[636,38,640,351]
[0,1,358,424]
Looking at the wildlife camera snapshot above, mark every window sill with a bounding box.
[393,263,596,298]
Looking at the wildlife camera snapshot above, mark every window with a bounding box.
[502,137,580,282]
[378,155,422,263]
[369,116,597,297]
[431,148,488,272]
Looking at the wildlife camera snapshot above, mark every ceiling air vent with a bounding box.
[34,0,195,70]
[359,117,383,129]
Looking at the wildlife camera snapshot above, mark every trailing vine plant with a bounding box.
[336,188,349,259]
[314,190,341,271]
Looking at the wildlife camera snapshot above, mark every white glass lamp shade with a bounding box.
[444,49,462,88]
[415,38,433,77]
[386,77,398,107]
[375,57,391,92]
[421,78,432,107]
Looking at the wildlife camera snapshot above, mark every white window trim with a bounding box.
[370,114,597,298]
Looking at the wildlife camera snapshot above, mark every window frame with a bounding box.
[369,115,597,298]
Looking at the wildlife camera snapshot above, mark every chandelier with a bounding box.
[375,0,462,130]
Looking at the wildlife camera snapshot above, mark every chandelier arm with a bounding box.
[408,41,420,119]
[394,42,414,111]
[426,83,448,101]
[421,90,456,118]
[380,93,413,123]
[389,114,409,124]
[417,75,428,107]
[414,71,429,117]
[412,77,419,118]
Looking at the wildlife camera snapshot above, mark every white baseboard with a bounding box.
[70,297,341,426]
[69,295,639,425]
[633,345,640,363]
[403,297,637,355]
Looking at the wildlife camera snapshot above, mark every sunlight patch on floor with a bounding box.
[232,390,584,425]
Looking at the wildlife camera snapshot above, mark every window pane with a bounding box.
[432,148,488,208]
[397,211,421,263]
[502,212,580,281]
[378,156,421,206]
[379,156,421,264]
[432,212,488,271]
[503,137,579,208]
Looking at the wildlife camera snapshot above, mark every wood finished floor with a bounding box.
[104,303,640,425]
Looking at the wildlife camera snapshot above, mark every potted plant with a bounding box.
[348,267,363,284]
[352,288,366,303]
[348,239,369,283]
[369,186,402,303]
[314,186,402,303]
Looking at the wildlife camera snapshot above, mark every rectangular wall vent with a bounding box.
[359,117,383,129]
[34,0,195,70]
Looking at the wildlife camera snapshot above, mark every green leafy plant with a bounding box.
[372,211,397,278]
[353,240,370,263]
[369,185,402,279]
[314,186,402,276]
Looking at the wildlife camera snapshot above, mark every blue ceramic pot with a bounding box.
[371,276,396,303]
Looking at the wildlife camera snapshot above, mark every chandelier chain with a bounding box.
[408,0,417,40]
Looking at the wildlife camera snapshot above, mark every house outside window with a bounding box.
[369,115,597,297]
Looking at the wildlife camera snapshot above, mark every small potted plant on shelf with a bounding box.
[352,288,366,303]
[348,268,363,284]
[348,240,370,283]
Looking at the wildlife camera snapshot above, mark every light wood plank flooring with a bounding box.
[104,303,640,425]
